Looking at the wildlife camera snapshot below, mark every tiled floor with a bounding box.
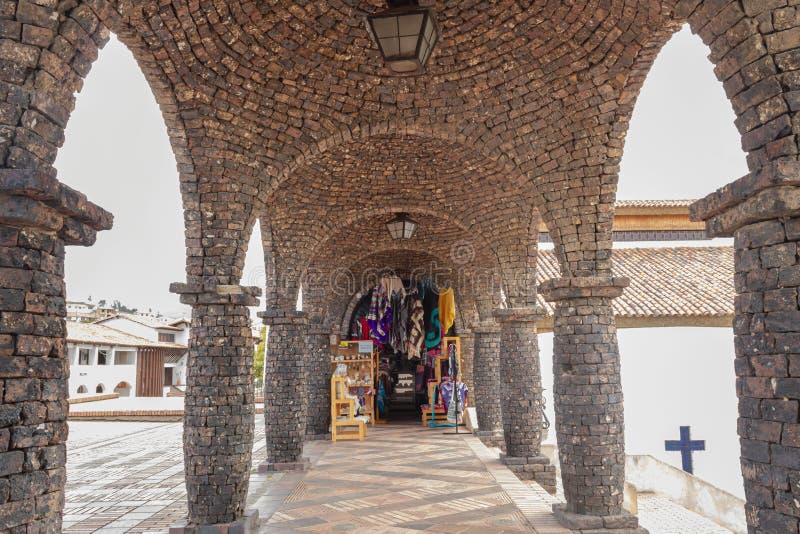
[64,421,735,533]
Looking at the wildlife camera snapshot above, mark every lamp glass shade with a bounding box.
[386,214,418,240]
[367,7,439,73]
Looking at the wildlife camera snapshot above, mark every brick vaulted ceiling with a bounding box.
[107,1,681,295]
[19,1,782,317]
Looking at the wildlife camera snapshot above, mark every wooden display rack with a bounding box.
[330,341,377,441]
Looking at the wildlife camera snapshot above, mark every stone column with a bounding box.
[691,162,800,533]
[494,308,557,494]
[0,169,111,531]
[541,276,645,533]
[305,323,332,440]
[169,283,261,532]
[258,309,309,471]
[471,322,504,447]
[459,329,475,393]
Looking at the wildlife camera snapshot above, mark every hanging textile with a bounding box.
[390,290,405,352]
[407,290,425,359]
[438,288,456,336]
[448,340,459,382]
[358,317,371,341]
[439,380,468,423]
[366,284,391,344]
[421,281,441,350]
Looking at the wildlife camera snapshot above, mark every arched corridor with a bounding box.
[1,1,798,532]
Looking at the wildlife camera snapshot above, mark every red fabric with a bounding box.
[358,317,371,340]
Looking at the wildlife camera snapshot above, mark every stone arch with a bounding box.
[326,248,481,336]
[267,119,520,199]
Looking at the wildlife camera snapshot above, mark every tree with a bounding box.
[254,326,266,383]
[98,299,106,307]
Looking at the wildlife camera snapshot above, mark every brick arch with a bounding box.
[297,210,505,319]
[324,248,482,337]
[264,132,535,309]
[266,119,520,199]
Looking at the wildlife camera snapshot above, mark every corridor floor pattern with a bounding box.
[64,421,734,533]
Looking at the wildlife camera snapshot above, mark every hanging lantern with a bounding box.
[365,0,439,74]
[386,213,419,240]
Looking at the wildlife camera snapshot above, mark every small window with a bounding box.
[96,384,104,393]
[79,349,90,365]
[97,350,108,365]
[76,385,88,394]
[158,333,176,343]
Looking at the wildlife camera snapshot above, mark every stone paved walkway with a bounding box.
[64,421,734,533]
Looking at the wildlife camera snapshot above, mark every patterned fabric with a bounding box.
[421,282,441,350]
[390,290,406,352]
[366,284,391,344]
[407,294,424,359]
[439,380,468,423]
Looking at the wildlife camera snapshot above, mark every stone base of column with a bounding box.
[552,504,647,534]
[258,459,311,473]
[501,454,557,494]
[474,430,505,449]
[169,509,259,534]
[305,432,331,441]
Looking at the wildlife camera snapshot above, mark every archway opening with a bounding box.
[587,25,746,499]
[114,382,132,397]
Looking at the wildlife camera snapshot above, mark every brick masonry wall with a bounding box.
[494,309,556,493]
[305,325,331,439]
[261,311,308,468]
[0,225,69,532]
[471,323,503,444]
[544,280,628,518]
[459,330,475,394]
[171,284,260,526]
[733,217,800,533]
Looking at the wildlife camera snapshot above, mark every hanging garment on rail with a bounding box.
[438,287,456,337]
[390,290,406,352]
[407,292,425,359]
[447,339,459,382]
[440,380,468,423]
[421,281,441,350]
[366,284,391,344]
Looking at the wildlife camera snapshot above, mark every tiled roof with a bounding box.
[67,322,186,350]
[536,246,734,320]
[614,199,696,208]
[95,313,182,331]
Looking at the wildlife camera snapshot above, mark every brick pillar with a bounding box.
[459,329,475,394]
[691,162,800,533]
[0,169,111,531]
[305,323,332,440]
[471,322,504,447]
[541,276,645,533]
[258,309,309,472]
[494,308,557,494]
[169,283,261,532]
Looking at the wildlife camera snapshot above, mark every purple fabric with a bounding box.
[366,285,391,344]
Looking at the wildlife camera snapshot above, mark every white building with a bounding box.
[66,322,187,398]
[94,314,190,385]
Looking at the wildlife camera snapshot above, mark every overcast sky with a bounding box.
[57,25,748,314]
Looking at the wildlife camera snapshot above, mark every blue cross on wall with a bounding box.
[665,426,705,474]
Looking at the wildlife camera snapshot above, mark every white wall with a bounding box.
[538,326,743,499]
[68,344,138,397]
